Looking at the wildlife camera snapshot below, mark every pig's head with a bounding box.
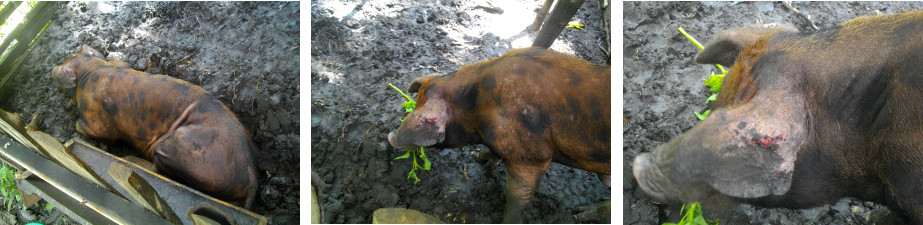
[633,23,807,203]
[388,74,450,149]
[52,45,104,91]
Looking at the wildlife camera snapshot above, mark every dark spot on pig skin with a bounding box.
[568,72,582,85]
[453,84,479,111]
[136,128,147,142]
[481,75,496,90]
[738,122,748,129]
[589,97,604,119]
[78,99,87,113]
[475,58,502,75]
[478,120,497,143]
[132,77,139,84]
[147,121,158,131]
[595,129,609,142]
[138,92,147,103]
[102,98,118,116]
[513,64,527,76]
[519,106,550,134]
[589,148,609,163]
[567,97,582,116]
[173,83,191,96]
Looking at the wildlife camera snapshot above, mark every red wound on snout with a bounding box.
[750,134,786,149]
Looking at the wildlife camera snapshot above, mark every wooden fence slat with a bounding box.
[0,1,46,56]
[107,162,182,224]
[0,133,173,225]
[0,1,23,28]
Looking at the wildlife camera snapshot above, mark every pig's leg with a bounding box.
[502,161,550,224]
[476,149,502,179]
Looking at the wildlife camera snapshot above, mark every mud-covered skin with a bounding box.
[388,47,611,223]
[633,11,923,223]
[52,45,259,209]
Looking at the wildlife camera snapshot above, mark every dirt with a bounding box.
[311,0,609,223]
[623,2,923,225]
[0,2,299,224]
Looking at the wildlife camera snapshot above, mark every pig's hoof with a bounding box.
[574,200,610,222]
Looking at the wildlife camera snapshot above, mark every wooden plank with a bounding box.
[18,175,118,225]
[0,1,60,91]
[0,108,51,160]
[28,130,121,196]
[0,2,23,29]
[68,138,268,225]
[0,2,55,72]
[107,162,181,224]
[0,133,172,225]
[0,1,46,56]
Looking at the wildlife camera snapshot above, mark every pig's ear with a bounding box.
[695,23,797,66]
[81,45,104,59]
[408,74,442,94]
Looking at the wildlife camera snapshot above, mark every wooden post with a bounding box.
[532,0,585,48]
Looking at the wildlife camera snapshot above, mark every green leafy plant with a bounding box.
[0,165,21,212]
[567,20,585,30]
[389,83,432,184]
[678,27,727,120]
[663,202,719,225]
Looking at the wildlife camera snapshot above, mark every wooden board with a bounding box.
[0,133,172,225]
[107,162,182,224]
[67,138,268,225]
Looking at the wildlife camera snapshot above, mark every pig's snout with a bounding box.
[633,152,670,202]
[387,131,401,150]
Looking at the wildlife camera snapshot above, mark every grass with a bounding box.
[0,164,21,212]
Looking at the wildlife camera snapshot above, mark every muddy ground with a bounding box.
[0,2,299,224]
[624,1,923,225]
[311,0,609,223]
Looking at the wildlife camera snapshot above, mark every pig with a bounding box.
[632,11,923,223]
[387,47,611,223]
[52,45,259,209]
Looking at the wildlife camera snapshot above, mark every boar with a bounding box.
[633,11,923,223]
[52,45,259,209]
[388,47,611,223]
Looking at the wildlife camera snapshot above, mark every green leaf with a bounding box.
[695,110,710,120]
[394,151,411,160]
[693,216,707,225]
[703,73,724,92]
[566,21,585,30]
[45,203,53,211]
[422,156,431,171]
[410,172,420,184]
[705,93,717,104]
[402,101,416,113]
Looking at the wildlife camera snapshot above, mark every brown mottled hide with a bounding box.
[388,47,610,223]
[52,45,258,209]
[633,11,923,223]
